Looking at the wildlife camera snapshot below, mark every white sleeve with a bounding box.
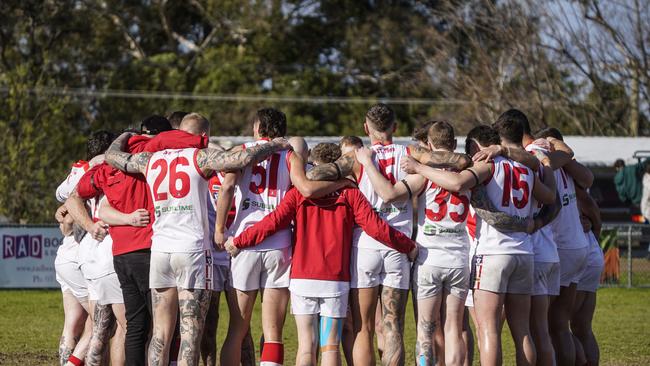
[55,166,85,203]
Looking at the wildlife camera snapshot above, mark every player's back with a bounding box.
[551,168,588,250]
[355,143,413,250]
[145,147,209,253]
[230,139,293,251]
[476,156,535,255]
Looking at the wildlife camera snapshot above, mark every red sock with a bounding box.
[260,342,284,365]
[68,355,84,366]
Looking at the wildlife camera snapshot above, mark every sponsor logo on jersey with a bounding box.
[422,223,464,236]
[154,204,195,217]
[562,192,577,206]
[374,206,408,215]
[241,198,276,211]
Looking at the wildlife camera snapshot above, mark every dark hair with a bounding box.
[255,108,287,138]
[140,115,172,135]
[310,143,342,164]
[614,159,626,169]
[427,121,455,151]
[87,130,116,160]
[365,103,395,132]
[492,114,524,144]
[535,127,564,141]
[465,125,500,154]
[412,120,435,143]
[167,111,188,129]
[497,109,531,135]
[340,135,363,148]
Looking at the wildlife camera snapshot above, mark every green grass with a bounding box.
[0,288,648,365]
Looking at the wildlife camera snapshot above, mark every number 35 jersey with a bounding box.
[475,156,535,256]
[354,143,413,250]
[229,139,293,251]
[417,181,471,268]
[145,148,210,253]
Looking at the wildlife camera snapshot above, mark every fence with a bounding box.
[601,223,650,288]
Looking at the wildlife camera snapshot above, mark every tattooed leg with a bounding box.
[201,291,220,366]
[381,286,409,366]
[85,302,116,366]
[178,288,211,366]
[59,291,87,365]
[416,295,440,366]
[148,287,178,366]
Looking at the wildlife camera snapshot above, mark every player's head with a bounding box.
[340,135,363,154]
[310,143,342,166]
[289,136,309,162]
[167,111,188,129]
[364,103,396,137]
[412,120,435,147]
[179,113,210,136]
[87,130,116,160]
[465,125,500,157]
[426,120,456,152]
[140,115,173,136]
[496,109,531,138]
[534,127,564,141]
[254,108,287,139]
[492,113,524,145]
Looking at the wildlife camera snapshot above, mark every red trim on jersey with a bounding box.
[73,160,90,171]
[357,164,364,184]
[405,145,412,156]
[193,149,210,180]
[482,160,495,185]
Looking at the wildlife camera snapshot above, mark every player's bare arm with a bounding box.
[104,131,151,174]
[576,186,601,237]
[402,155,492,193]
[473,144,541,171]
[214,171,238,250]
[563,159,594,189]
[196,137,292,176]
[532,174,556,204]
[356,147,425,203]
[408,144,472,170]
[471,185,535,233]
[98,199,150,227]
[544,137,575,170]
[532,192,562,231]
[288,153,352,198]
[306,151,359,181]
[64,188,108,241]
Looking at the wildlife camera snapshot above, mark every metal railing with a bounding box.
[601,223,650,288]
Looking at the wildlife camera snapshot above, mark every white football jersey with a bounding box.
[229,140,293,251]
[78,197,115,280]
[416,181,471,268]
[475,156,535,255]
[354,143,413,250]
[525,143,559,263]
[56,161,89,203]
[146,148,210,253]
[550,168,588,250]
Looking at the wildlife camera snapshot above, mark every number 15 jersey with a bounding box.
[146,148,210,253]
[475,156,535,256]
[229,139,293,251]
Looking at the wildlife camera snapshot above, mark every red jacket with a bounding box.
[234,187,416,282]
[77,130,207,255]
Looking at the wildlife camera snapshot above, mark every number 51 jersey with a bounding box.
[145,148,210,253]
[229,139,293,251]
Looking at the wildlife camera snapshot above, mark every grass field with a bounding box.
[0,288,648,365]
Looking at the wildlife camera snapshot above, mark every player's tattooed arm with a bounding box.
[471,185,534,233]
[197,137,292,175]
[104,131,149,174]
[289,153,352,199]
[306,151,358,181]
[408,144,472,170]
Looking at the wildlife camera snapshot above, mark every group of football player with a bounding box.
[53,104,604,366]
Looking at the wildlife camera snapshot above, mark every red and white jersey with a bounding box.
[229,139,293,251]
[78,197,115,279]
[550,168,588,249]
[475,156,535,255]
[416,181,471,268]
[525,143,559,263]
[208,173,231,265]
[56,160,90,203]
[354,143,413,250]
[145,148,210,253]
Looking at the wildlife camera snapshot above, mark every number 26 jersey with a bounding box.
[145,148,210,253]
[229,139,293,251]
